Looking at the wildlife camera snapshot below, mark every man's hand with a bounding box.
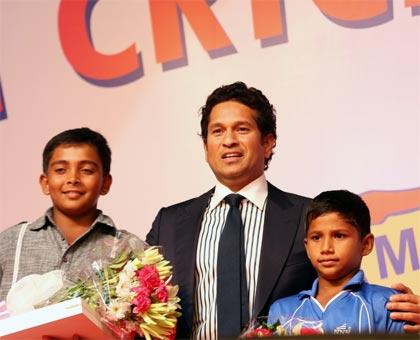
[387,283,420,333]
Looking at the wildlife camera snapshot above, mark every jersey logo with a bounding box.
[334,323,352,334]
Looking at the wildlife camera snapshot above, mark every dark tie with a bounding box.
[217,194,249,338]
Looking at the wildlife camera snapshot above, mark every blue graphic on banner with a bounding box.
[0,80,7,120]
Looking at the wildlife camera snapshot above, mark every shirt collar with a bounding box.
[29,207,117,231]
[298,270,366,299]
[208,174,268,211]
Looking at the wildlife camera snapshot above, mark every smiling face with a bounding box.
[204,101,275,192]
[40,144,112,220]
[304,212,374,286]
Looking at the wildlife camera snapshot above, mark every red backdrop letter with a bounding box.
[149,0,235,65]
[58,0,143,86]
[252,0,285,40]
[313,0,392,28]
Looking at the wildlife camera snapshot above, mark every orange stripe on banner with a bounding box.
[406,0,420,7]
[361,188,420,225]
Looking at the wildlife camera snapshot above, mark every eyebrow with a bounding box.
[49,160,100,167]
[209,120,254,128]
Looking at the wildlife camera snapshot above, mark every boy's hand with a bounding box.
[387,283,420,333]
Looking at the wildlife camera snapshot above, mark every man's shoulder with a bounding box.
[267,183,312,205]
[159,188,214,212]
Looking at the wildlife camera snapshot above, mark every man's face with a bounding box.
[40,144,112,219]
[304,212,373,286]
[204,100,275,192]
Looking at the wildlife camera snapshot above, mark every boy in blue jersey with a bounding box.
[268,190,404,335]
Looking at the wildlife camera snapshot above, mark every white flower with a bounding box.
[122,259,138,277]
[108,300,131,320]
[115,262,140,299]
[116,278,136,300]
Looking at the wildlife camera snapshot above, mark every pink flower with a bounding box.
[132,293,151,313]
[132,285,151,296]
[245,328,273,337]
[124,320,139,333]
[167,327,176,340]
[136,265,161,290]
[154,283,168,303]
[102,319,136,340]
[300,327,323,335]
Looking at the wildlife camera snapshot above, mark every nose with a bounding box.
[66,169,80,184]
[320,237,334,254]
[222,129,238,146]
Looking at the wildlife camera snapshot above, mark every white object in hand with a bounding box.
[6,270,64,315]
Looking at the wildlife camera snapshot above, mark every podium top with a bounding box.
[0,298,115,339]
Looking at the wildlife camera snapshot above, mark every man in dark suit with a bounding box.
[147,82,420,338]
[147,81,315,338]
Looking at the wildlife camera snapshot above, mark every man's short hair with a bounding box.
[200,81,277,169]
[42,127,111,175]
[306,190,371,238]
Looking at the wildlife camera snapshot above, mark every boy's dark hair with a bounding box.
[200,81,277,169]
[42,127,111,175]
[306,190,371,238]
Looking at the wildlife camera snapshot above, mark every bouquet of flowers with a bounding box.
[241,317,282,338]
[43,234,181,340]
[241,316,324,337]
[275,316,324,335]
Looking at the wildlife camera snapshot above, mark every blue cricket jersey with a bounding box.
[268,270,404,335]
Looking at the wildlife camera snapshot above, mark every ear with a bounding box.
[263,133,276,160]
[100,174,113,195]
[203,141,209,163]
[361,233,374,256]
[39,173,50,195]
[304,238,310,257]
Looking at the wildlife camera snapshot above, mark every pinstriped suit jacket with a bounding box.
[146,183,317,338]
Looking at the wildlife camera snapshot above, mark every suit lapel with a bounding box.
[253,183,304,316]
[174,189,213,333]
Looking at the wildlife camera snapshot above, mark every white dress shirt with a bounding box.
[192,174,268,339]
